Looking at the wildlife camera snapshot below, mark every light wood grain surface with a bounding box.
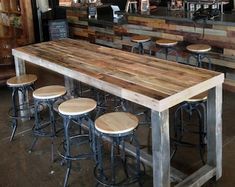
[187,44,211,53]
[33,85,66,99]
[95,112,138,134]
[156,39,178,47]
[131,35,151,43]
[12,39,224,111]
[7,74,37,87]
[58,98,97,116]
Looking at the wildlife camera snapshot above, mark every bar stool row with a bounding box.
[131,35,212,68]
[6,75,144,187]
[131,35,211,164]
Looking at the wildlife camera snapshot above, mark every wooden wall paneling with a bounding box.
[64,8,235,93]
[66,8,89,39]
[19,0,34,44]
[224,48,235,56]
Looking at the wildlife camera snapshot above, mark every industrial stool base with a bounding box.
[94,91,128,119]
[29,85,66,162]
[186,44,212,70]
[187,53,212,69]
[58,115,96,187]
[8,84,35,141]
[131,35,151,54]
[7,74,37,141]
[58,98,97,187]
[155,39,178,61]
[171,100,207,164]
[94,112,144,186]
[94,133,144,187]
[29,98,62,162]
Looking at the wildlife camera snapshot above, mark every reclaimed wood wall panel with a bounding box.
[65,8,235,79]
[126,15,235,50]
[66,8,88,39]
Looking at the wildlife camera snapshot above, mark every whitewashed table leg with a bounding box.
[151,109,170,187]
[64,76,78,98]
[207,85,222,179]
[14,56,26,76]
[14,57,29,119]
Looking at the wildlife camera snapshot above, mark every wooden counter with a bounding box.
[12,38,224,187]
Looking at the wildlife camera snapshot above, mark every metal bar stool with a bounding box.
[93,90,128,119]
[7,74,37,141]
[131,35,151,54]
[172,44,210,164]
[94,112,144,186]
[186,44,212,69]
[58,98,97,187]
[171,92,207,164]
[29,85,66,162]
[155,39,178,61]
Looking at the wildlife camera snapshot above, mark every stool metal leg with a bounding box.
[10,88,18,141]
[121,139,129,178]
[111,138,116,183]
[171,101,207,164]
[63,116,71,187]
[133,135,141,176]
[30,99,57,162]
[139,43,144,54]
[188,53,211,70]
[165,47,168,60]
[29,99,40,152]
[48,103,56,162]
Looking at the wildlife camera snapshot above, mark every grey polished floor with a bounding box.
[0,66,235,187]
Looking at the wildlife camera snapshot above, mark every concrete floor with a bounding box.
[1,67,235,186]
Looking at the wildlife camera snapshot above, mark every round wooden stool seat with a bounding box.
[187,44,211,53]
[156,39,178,47]
[131,35,151,43]
[58,98,97,116]
[33,85,66,99]
[95,112,138,135]
[7,74,37,87]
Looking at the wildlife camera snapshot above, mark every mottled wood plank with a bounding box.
[12,39,223,112]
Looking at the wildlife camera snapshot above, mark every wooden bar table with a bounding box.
[12,38,224,187]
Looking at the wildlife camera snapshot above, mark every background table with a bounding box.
[12,39,224,187]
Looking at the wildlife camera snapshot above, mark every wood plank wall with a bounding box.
[126,16,235,55]
[66,8,235,77]
[67,8,235,55]
[66,7,89,40]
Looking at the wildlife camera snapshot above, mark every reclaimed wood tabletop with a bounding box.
[12,38,223,112]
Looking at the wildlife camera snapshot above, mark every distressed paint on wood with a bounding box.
[207,85,223,179]
[176,165,216,187]
[151,109,170,187]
